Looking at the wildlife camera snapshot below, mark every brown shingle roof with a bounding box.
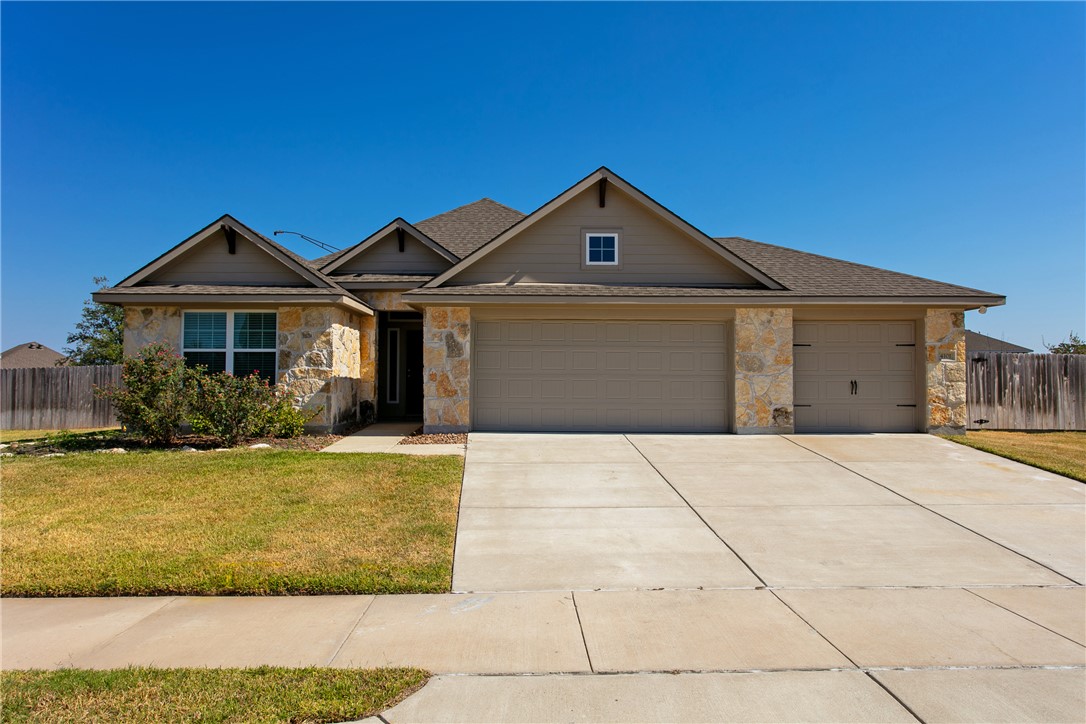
[715,237,1001,298]
[414,198,525,258]
[100,285,344,296]
[330,273,434,284]
[965,330,1032,353]
[1,342,67,369]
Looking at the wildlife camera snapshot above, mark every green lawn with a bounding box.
[1,450,463,596]
[0,667,427,723]
[943,431,1086,483]
[0,427,119,444]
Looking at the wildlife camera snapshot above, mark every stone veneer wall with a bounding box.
[422,306,471,433]
[925,309,967,434]
[734,307,794,434]
[278,306,368,431]
[123,306,181,355]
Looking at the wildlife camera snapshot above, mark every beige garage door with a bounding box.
[473,320,729,432]
[793,321,919,433]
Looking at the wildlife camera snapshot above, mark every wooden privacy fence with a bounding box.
[0,365,122,430]
[967,352,1086,431]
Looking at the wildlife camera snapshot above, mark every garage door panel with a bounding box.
[794,321,919,433]
[473,320,729,432]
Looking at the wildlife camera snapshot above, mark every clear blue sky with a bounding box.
[2,2,1083,353]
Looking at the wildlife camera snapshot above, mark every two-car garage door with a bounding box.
[473,320,729,432]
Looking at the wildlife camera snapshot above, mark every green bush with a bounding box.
[96,344,193,444]
[188,371,277,447]
[259,395,315,438]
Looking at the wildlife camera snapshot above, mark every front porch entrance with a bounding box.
[377,311,423,421]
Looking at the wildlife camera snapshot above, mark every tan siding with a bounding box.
[451,186,759,286]
[336,231,452,274]
[146,229,310,286]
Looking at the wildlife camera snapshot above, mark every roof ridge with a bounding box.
[416,197,522,225]
[718,236,1000,297]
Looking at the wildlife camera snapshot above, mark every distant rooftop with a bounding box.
[1,341,67,369]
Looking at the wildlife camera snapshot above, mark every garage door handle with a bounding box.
[850,380,857,395]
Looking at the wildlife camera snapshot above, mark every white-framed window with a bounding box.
[182,310,277,381]
[585,232,619,265]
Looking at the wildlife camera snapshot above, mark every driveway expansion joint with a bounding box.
[623,434,769,588]
[779,435,1082,585]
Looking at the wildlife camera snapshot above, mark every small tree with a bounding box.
[96,344,193,444]
[1045,332,1086,355]
[63,276,124,365]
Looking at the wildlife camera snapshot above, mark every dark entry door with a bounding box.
[378,313,424,421]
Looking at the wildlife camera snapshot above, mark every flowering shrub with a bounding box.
[99,345,315,447]
[189,371,317,445]
[96,344,193,444]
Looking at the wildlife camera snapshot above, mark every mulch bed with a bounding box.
[397,427,468,445]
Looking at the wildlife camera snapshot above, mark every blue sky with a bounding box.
[2,2,1083,353]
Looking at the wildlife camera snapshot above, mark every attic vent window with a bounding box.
[585,233,618,265]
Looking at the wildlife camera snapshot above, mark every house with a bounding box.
[93,167,1004,435]
[0,342,67,369]
[965,330,1032,354]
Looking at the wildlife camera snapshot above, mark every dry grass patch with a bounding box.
[944,431,1086,482]
[1,667,428,723]
[1,450,463,595]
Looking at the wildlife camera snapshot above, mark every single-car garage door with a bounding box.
[473,320,729,432]
[793,321,919,433]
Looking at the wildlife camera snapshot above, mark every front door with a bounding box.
[378,312,424,421]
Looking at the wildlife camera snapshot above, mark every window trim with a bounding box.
[583,231,621,267]
[182,309,278,379]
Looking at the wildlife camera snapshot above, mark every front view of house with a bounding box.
[95,167,1003,436]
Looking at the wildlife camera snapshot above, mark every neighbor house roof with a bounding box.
[965,330,1032,353]
[1,342,67,368]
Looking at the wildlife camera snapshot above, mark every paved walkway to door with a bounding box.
[453,433,1084,591]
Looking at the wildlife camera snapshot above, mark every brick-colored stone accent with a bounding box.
[734,307,794,434]
[423,306,470,432]
[278,306,369,431]
[925,308,967,434]
[123,306,181,356]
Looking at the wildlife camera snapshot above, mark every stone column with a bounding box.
[423,306,470,433]
[734,307,794,434]
[122,306,181,356]
[925,309,967,435]
[278,306,368,432]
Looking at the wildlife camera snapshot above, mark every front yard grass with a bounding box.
[0,450,463,596]
[0,667,428,723]
[943,431,1086,482]
[0,427,119,444]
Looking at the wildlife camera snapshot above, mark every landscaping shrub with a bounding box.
[188,372,317,445]
[96,344,193,444]
[99,345,315,447]
[189,371,277,446]
[259,394,315,438]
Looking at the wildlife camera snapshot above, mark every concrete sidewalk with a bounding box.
[5,588,1083,672]
[320,422,465,456]
[3,588,1083,721]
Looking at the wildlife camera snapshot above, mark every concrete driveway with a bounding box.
[453,433,1085,592]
